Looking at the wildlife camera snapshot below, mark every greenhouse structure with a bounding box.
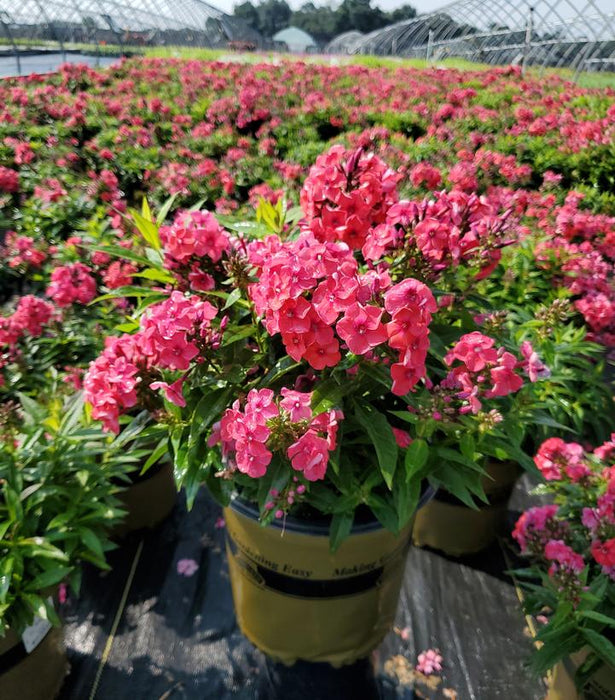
[326,0,615,73]
[0,0,262,53]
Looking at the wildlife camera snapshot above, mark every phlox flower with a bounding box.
[287,431,330,481]
[150,378,187,407]
[336,303,387,356]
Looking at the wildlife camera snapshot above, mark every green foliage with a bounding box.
[0,393,126,636]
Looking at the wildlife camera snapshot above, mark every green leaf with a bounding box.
[141,440,169,475]
[460,434,475,460]
[113,315,139,331]
[310,378,348,415]
[93,286,168,303]
[581,628,615,667]
[531,629,581,675]
[394,476,420,531]
[329,512,353,553]
[18,540,68,561]
[354,403,398,489]
[142,197,153,222]
[433,447,484,472]
[78,527,105,561]
[579,611,615,627]
[129,206,161,251]
[87,244,152,268]
[192,386,234,433]
[404,438,429,482]
[366,493,398,533]
[28,566,72,592]
[156,193,179,225]
[132,268,175,284]
[222,287,243,311]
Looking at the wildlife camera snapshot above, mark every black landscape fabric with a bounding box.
[59,478,545,700]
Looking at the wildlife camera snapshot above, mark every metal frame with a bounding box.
[326,0,615,73]
[0,0,263,73]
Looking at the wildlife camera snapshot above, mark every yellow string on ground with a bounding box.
[88,538,144,700]
[499,536,539,640]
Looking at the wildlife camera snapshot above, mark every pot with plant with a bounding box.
[512,435,615,699]
[0,393,125,700]
[82,146,555,664]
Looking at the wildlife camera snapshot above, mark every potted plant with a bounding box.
[512,436,615,699]
[0,393,125,700]
[82,146,551,664]
[412,298,615,556]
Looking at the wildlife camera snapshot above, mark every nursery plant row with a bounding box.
[1,56,615,698]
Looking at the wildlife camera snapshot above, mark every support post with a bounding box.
[522,6,534,76]
[426,29,434,65]
[0,12,20,76]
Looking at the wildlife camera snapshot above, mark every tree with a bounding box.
[292,2,338,43]
[234,1,260,32]
[387,5,417,24]
[256,0,292,37]
[335,0,387,35]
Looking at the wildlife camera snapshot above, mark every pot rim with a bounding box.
[229,482,436,536]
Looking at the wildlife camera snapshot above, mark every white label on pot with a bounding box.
[21,603,53,653]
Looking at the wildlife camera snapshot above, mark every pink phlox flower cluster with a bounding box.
[0,166,19,192]
[534,437,590,482]
[83,333,142,434]
[220,389,279,478]
[85,292,219,431]
[442,332,525,413]
[512,505,560,553]
[160,209,230,266]
[2,232,47,269]
[248,231,434,392]
[247,231,357,370]
[409,162,442,190]
[139,291,218,371]
[0,295,55,348]
[591,539,615,579]
[300,144,399,249]
[34,177,67,203]
[520,341,550,382]
[218,388,339,481]
[544,539,585,576]
[102,261,137,289]
[363,190,513,281]
[248,183,283,208]
[46,262,97,307]
[385,279,436,395]
[416,649,443,676]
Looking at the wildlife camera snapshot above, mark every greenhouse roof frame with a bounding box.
[328,0,615,73]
